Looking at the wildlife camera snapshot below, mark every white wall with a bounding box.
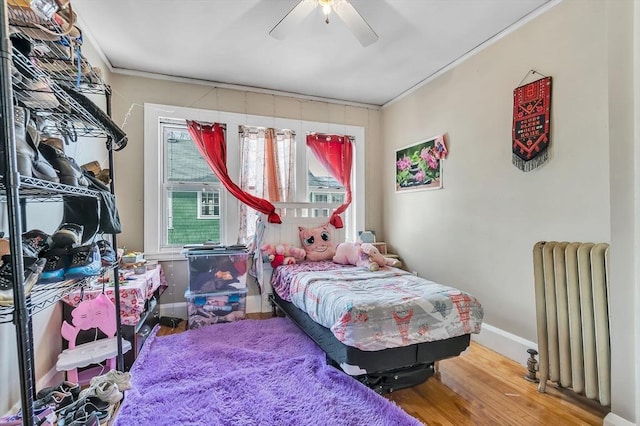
[606,0,638,423]
[383,0,637,423]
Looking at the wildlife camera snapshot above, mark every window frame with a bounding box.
[144,103,365,260]
[196,191,220,219]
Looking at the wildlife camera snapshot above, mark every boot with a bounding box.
[14,106,59,182]
[38,139,88,187]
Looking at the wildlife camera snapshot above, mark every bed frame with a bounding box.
[269,292,470,393]
[260,206,473,393]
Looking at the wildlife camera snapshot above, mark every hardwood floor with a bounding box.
[156,315,608,426]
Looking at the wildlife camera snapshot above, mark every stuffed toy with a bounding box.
[298,223,336,261]
[333,241,402,271]
[261,243,306,268]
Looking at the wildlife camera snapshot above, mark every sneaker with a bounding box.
[89,369,132,391]
[96,240,116,267]
[32,389,74,412]
[52,223,84,248]
[0,256,46,305]
[66,412,99,426]
[78,381,122,405]
[36,380,81,401]
[58,396,109,426]
[64,243,101,280]
[37,248,69,284]
[21,229,53,258]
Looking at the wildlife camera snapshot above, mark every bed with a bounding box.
[259,208,484,393]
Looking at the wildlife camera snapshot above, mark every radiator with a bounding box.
[532,241,610,406]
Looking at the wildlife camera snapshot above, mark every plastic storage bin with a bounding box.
[185,289,247,329]
[185,249,250,294]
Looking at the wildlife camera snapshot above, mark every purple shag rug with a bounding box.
[114,317,422,426]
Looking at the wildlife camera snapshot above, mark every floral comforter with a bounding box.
[272,261,484,351]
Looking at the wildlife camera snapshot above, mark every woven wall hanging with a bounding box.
[512,74,552,172]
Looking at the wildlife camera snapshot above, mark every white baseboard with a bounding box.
[246,295,261,314]
[604,413,636,426]
[159,302,187,319]
[471,322,538,367]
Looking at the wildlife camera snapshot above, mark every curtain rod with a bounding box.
[307,132,355,141]
[238,125,296,136]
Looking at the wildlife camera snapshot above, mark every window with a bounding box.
[198,192,220,219]
[162,120,224,247]
[144,103,365,259]
[238,126,295,244]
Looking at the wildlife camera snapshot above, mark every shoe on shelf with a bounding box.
[0,256,46,305]
[22,229,54,258]
[37,247,69,284]
[52,223,84,248]
[90,369,132,391]
[64,243,101,280]
[96,240,116,267]
[37,139,89,187]
[13,106,59,183]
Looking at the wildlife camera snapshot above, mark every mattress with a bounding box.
[271,261,484,351]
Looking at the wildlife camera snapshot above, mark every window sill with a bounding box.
[143,252,187,262]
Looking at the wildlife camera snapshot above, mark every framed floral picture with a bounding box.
[395,134,447,192]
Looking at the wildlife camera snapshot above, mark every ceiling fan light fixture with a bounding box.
[269,0,378,47]
[319,0,333,23]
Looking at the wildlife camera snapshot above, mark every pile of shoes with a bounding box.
[0,370,132,425]
[11,105,91,188]
[36,224,108,284]
[57,370,132,425]
[0,225,115,305]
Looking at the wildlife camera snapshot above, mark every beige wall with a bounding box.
[383,0,636,422]
[384,0,610,341]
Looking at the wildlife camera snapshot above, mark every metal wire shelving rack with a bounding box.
[0,266,116,325]
[1,3,126,424]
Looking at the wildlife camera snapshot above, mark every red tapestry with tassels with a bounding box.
[512,77,552,172]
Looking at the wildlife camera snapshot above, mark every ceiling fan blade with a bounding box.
[269,0,316,40]
[333,1,378,47]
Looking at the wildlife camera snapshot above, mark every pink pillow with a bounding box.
[298,223,336,261]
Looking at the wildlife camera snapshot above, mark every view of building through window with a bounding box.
[163,122,222,246]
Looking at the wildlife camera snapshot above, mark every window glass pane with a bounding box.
[164,126,219,183]
[307,150,344,202]
[167,190,221,245]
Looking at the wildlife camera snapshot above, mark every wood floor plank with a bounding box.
[156,318,608,425]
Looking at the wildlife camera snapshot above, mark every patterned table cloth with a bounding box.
[62,265,167,326]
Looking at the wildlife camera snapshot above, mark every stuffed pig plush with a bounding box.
[333,241,401,271]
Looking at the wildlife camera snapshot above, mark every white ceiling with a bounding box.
[73,0,552,106]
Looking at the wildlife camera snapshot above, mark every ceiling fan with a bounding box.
[269,0,378,47]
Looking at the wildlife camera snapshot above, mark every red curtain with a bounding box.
[187,121,281,224]
[306,133,353,228]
